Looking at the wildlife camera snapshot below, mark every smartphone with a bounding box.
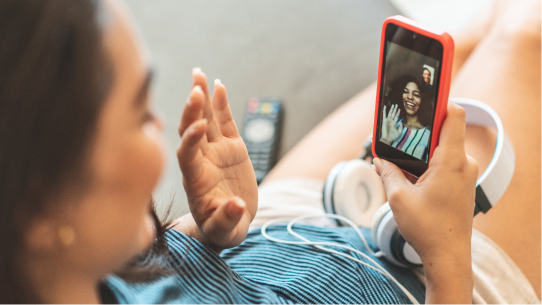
[372,16,454,178]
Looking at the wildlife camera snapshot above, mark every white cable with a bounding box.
[261,214,420,304]
[262,217,387,276]
[287,213,384,257]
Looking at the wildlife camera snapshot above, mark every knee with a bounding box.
[496,0,541,45]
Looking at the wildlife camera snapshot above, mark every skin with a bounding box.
[402,82,423,128]
[20,0,540,303]
[25,1,257,301]
[380,103,402,145]
[24,1,164,303]
[423,69,431,85]
[375,102,478,303]
[452,0,541,296]
[175,74,477,303]
[380,82,423,144]
[172,71,258,252]
[264,0,540,300]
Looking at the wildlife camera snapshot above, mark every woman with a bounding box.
[422,68,432,88]
[380,76,432,161]
[0,0,539,303]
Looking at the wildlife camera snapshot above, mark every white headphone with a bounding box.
[321,98,515,267]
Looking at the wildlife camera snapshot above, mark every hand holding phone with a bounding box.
[372,16,454,177]
[373,102,478,303]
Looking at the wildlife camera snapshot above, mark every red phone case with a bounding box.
[371,15,454,176]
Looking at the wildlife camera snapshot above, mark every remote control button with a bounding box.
[244,119,275,143]
[260,143,273,150]
[261,103,273,114]
[248,98,260,114]
[271,103,280,113]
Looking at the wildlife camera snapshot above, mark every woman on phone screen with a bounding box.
[380,76,432,161]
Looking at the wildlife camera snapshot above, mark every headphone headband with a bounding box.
[451,98,515,214]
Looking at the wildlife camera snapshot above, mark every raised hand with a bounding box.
[173,68,258,252]
[380,104,403,145]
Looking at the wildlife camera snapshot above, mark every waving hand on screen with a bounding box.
[381,104,403,145]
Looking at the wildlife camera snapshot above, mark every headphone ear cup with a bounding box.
[371,203,422,268]
[371,204,406,267]
[324,162,423,268]
[323,161,347,215]
[323,159,386,227]
[371,202,391,245]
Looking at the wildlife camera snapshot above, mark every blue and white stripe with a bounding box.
[101,225,425,304]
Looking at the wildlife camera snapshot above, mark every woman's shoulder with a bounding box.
[100,230,293,304]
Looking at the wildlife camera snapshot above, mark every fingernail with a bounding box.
[226,198,244,217]
[193,85,202,93]
[373,158,383,174]
[190,119,207,134]
[192,67,202,75]
[235,197,246,209]
[214,79,221,86]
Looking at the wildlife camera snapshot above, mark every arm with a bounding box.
[374,102,478,304]
[172,68,258,254]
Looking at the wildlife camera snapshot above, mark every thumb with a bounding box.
[208,197,245,232]
[202,197,247,245]
[373,158,412,200]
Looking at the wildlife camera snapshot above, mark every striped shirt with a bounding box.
[101,224,425,304]
[391,123,430,162]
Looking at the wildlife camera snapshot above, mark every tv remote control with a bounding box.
[241,97,283,184]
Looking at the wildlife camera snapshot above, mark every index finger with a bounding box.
[178,86,204,137]
[192,68,222,141]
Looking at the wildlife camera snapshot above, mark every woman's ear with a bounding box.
[25,219,57,252]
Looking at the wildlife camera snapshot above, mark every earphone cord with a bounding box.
[261,214,420,305]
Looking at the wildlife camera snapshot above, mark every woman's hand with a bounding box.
[380,104,403,144]
[374,102,478,303]
[173,68,258,252]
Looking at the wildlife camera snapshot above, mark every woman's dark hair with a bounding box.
[388,75,433,128]
[0,1,169,302]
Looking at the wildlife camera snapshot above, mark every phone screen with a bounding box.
[375,23,443,176]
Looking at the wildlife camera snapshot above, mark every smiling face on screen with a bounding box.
[423,68,431,85]
[402,81,421,116]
